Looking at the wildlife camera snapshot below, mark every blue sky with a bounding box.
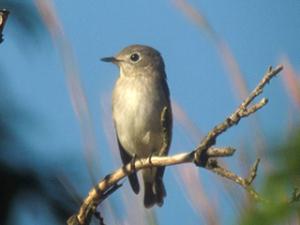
[1,0,300,224]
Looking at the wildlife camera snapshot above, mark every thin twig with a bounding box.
[206,159,266,202]
[68,65,283,225]
[193,65,283,166]
[245,158,261,185]
[206,147,236,157]
[94,211,105,225]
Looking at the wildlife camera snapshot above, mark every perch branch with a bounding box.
[68,65,283,225]
[0,9,9,43]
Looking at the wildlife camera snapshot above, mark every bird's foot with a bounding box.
[148,153,154,165]
[130,154,137,172]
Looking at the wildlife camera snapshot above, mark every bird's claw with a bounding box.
[148,153,154,165]
[130,154,137,172]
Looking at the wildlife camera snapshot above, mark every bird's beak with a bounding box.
[100,56,121,64]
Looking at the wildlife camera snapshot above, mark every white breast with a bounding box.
[112,75,168,157]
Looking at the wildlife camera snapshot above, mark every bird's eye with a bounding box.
[130,53,140,62]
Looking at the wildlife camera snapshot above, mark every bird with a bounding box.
[101,44,172,208]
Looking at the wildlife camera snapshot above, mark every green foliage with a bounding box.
[240,130,300,225]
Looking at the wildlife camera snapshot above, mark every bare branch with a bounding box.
[0,9,9,43]
[245,158,261,185]
[193,65,283,166]
[206,147,236,157]
[206,159,266,202]
[68,65,283,225]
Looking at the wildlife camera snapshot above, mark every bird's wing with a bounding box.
[116,135,140,194]
[158,77,173,156]
[156,77,173,180]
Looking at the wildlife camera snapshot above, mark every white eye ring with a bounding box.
[130,53,140,62]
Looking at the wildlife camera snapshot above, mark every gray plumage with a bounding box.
[102,45,172,208]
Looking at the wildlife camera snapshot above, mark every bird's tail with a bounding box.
[144,178,166,208]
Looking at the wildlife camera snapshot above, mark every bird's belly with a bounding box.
[113,79,166,157]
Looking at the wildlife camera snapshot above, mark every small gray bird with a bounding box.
[101,45,172,208]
